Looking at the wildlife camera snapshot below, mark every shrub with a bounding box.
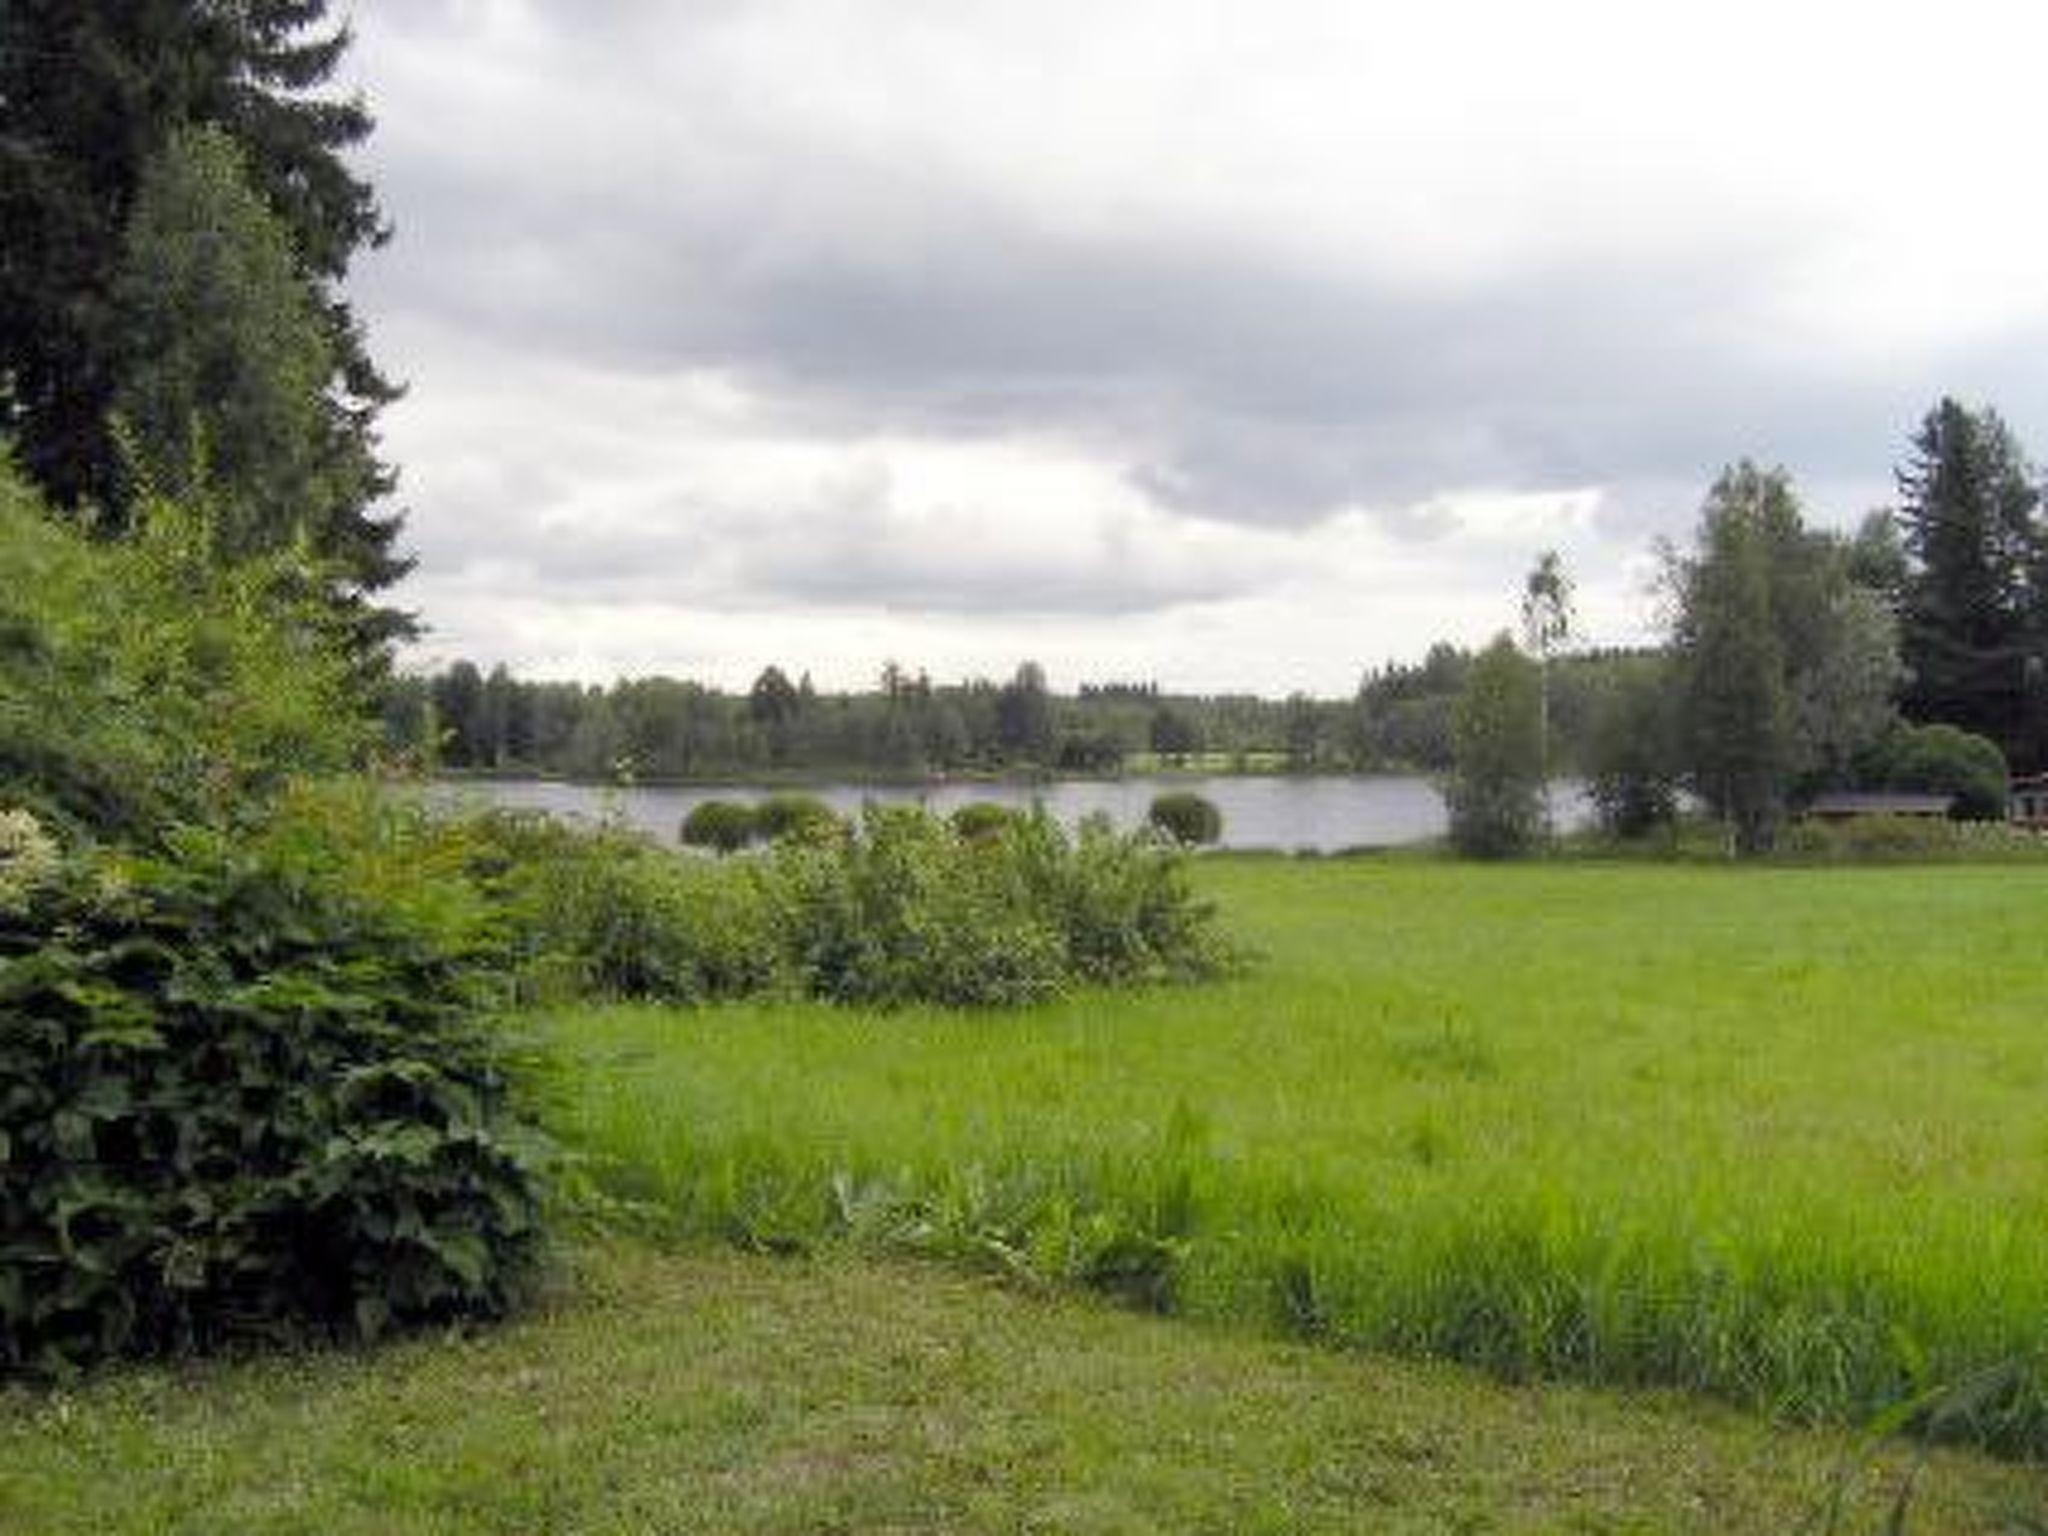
[752,793,842,845]
[473,811,784,1003]
[1445,637,1545,858]
[679,799,758,854]
[770,805,1069,1008]
[950,802,1026,842]
[468,804,1235,1011]
[0,798,547,1373]
[1863,723,2008,821]
[1146,792,1223,847]
[0,465,366,839]
[1775,813,2047,863]
[1040,812,1234,985]
[1584,660,1681,838]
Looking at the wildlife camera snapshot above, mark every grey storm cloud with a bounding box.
[361,66,2048,537]
[405,453,1272,616]
[344,0,2048,683]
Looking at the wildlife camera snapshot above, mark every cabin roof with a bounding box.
[1805,791,1955,817]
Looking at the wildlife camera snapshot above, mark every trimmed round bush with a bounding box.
[0,805,546,1373]
[1147,791,1223,847]
[752,793,842,845]
[679,798,759,853]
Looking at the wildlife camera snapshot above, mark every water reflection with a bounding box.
[434,775,1591,853]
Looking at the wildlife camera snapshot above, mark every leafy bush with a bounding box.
[751,794,842,845]
[476,804,1234,1011]
[471,810,783,1003]
[950,802,1026,842]
[678,799,758,854]
[1584,659,1681,838]
[1444,636,1544,858]
[1860,723,2008,821]
[773,806,1069,1007]
[0,800,547,1373]
[1146,792,1222,847]
[0,465,366,839]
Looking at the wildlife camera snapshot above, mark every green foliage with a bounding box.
[1444,635,1544,858]
[552,858,2048,1459]
[0,795,547,1374]
[1671,467,1797,854]
[1148,706,1203,760]
[0,0,405,629]
[110,127,346,564]
[482,805,1233,1011]
[1774,813,2045,863]
[1862,723,2010,821]
[404,650,1685,783]
[1146,792,1223,847]
[950,802,1028,841]
[996,661,1055,762]
[773,806,1070,1008]
[678,799,759,854]
[3,1246,2026,1536]
[0,463,367,838]
[1584,658,1682,838]
[1668,464,1902,855]
[1896,398,2044,769]
[751,793,842,845]
[472,812,783,1005]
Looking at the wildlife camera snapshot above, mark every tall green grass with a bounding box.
[545,859,2048,1456]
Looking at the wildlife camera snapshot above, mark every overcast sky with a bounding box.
[346,0,2048,695]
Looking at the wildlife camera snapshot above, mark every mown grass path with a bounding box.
[2,1245,2041,1533]
[549,859,2048,1454]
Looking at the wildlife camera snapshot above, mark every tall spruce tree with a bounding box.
[1894,398,2043,768]
[0,0,408,645]
[110,127,341,561]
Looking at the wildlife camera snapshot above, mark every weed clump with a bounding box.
[485,803,1236,1009]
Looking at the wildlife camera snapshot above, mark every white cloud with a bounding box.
[347,0,2048,692]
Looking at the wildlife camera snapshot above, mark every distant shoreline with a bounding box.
[428,763,1443,790]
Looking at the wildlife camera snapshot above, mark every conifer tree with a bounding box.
[1894,398,2043,767]
[110,127,339,560]
[0,0,408,646]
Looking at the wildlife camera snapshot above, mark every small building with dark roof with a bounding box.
[2012,774,2048,828]
[1804,791,1955,821]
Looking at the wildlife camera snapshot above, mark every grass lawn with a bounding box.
[545,857,2048,1454]
[2,1243,2041,1535]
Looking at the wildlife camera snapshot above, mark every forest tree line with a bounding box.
[397,396,2048,805]
[388,649,1647,782]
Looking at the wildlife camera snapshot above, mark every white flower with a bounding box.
[0,807,61,915]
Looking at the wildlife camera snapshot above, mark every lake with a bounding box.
[435,775,1593,853]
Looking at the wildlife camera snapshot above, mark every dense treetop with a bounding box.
[0,0,406,649]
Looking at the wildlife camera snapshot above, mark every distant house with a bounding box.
[2012,774,2048,828]
[1804,791,1954,821]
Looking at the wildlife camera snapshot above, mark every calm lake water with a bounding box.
[436,775,1591,853]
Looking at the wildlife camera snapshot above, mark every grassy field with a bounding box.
[3,1243,2041,1534]
[547,857,2048,1455]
